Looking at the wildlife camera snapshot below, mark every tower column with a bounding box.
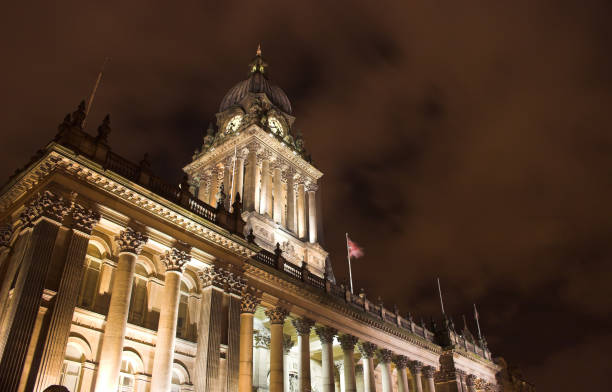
[259,159,271,215]
[377,349,393,392]
[95,228,148,392]
[292,318,315,392]
[232,156,245,208]
[307,185,317,243]
[286,170,296,233]
[238,293,261,392]
[315,326,337,392]
[198,171,212,204]
[209,167,220,207]
[150,248,190,392]
[223,160,232,209]
[393,356,410,392]
[273,166,283,224]
[422,366,436,392]
[358,342,377,392]
[297,182,306,239]
[338,334,359,392]
[265,306,289,392]
[409,361,424,392]
[243,149,258,211]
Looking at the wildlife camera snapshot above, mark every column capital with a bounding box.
[305,182,318,192]
[240,292,261,313]
[161,247,191,272]
[291,317,315,336]
[116,227,148,254]
[282,167,297,181]
[392,355,409,369]
[21,190,71,226]
[376,349,393,364]
[357,342,377,358]
[69,204,100,234]
[422,365,436,378]
[466,374,477,386]
[1,222,13,249]
[408,360,423,374]
[265,306,289,324]
[338,334,359,351]
[283,334,295,354]
[315,326,337,344]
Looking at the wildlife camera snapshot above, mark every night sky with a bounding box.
[2,1,612,390]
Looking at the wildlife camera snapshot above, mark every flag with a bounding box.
[346,235,364,259]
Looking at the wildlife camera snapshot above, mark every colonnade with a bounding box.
[195,146,318,243]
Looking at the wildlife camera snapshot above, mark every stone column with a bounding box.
[286,171,296,233]
[339,335,359,392]
[265,306,289,392]
[307,185,317,243]
[296,182,306,239]
[315,326,337,392]
[0,191,68,392]
[358,342,377,392]
[457,370,467,392]
[210,167,220,208]
[244,149,258,212]
[422,366,436,392]
[33,205,100,391]
[95,227,148,392]
[260,159,271,215]
[283,334,295,392]
[409,361,424,392]
[238,293,261,392]
[232,156,245,208]
[223,161,232,209]
[80,361,96,391]
[376,349,393,392]
[226,275,246,392]
[292,318,315,392]
[150,247,191,392]
[273,166,283,224]
[465,375,476,392]
[393,356,410,392]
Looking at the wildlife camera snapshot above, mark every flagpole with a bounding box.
[437,277,445,315]
[346,233,354,294]
[83,57,109,129]
[474,303,482,340]
[229,145,237,211]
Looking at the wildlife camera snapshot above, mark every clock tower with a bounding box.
[183,46,328,276]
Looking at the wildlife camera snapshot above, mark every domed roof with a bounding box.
[219,47,292,114]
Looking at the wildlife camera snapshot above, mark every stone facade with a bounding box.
[0,48,530,392]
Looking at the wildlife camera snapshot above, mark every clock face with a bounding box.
[226,115,243,133]
[268,117,283,135]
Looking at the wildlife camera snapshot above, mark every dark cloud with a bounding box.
[2,1,612,389]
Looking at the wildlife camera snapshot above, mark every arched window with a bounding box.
[128,264,148,326]
[171,369,181,392]
[118,358,135,392]
[60,343,83,391]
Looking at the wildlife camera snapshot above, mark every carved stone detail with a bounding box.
[376,349,393,364]
[199,265,244,293]
[283,334,295,354]
[357,342,377,359]
[70,204,100,234]
[409,360,424,374]
[160,247,191,272]
[291,317,314,336]
[265,306,289,324]
[1,222,13,248]
[240,292,261,313]
[422,365,436,378]
[392,355,409,369]
[338,334,359,351]
[116,227,148,254]
[315,326,337,344]
[253,330,270,349]
[21,191,70,226]
[466,374,477,386]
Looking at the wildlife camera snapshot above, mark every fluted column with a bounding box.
[315,326,337,392]
[339,335,359,392]
[150,247,191,392]
[393,356,410,392]
[94,228,148,392]
[297,182,306,239]
[260,159,271,215]
[358,342,377,392]
[286,171,296,233]
[273,166,283,224]
[244,149,258,211]
[307,185,317,243]
[377,349,393,392]
[283,334,295,392]
[232,156,245,209]
[292,318,315,392]
[466,375,476,392]
[266,307,289,392]
[422,366,436,392]
[34,205,100,391]
[409,361,424,392]
[223,160,232,209]
[238,293,261,392]
[210,167,220,208]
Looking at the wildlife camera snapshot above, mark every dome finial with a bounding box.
[256,44,262,56]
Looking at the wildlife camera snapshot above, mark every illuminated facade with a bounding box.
[0,49,532,392]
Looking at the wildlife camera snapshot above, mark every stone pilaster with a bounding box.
[33,204,100,391]
[238,292,260,392]
[338,334,359,392]
[392,355,410,392]
[358,342,377,392]
[292,318,315,392]
[296,181,306,239]
[286,170,296,233]
[150,247,191,392]
[243,148,258,211]
[266,306,289,392]
[377,349,394,392]
[273,166,283,224]
[315,326,337,392]
[231,156,245,211]
[306,184,317,243]
[409,361,424,392]
[260,159,271,215]
[0,191,69,392]
[226,273,245,392]
[95,227,148,392]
